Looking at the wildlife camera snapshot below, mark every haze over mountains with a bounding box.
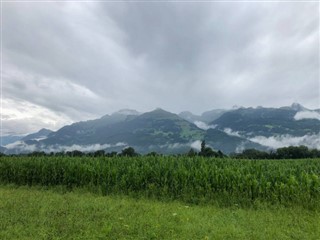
[1,103,319,155]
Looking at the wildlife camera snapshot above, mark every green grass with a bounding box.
[178,121,204,139]
[0,185,319,240]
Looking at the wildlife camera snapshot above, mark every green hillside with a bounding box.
[212,107,320,137]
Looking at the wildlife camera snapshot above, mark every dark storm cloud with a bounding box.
[2,1,319,135]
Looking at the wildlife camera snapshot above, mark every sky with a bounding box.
[1,1,319,135]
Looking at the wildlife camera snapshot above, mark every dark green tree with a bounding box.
[71,150,85,157]
[146,151,160,157]
[120,147,139,157]
[187,148,197,157]
[201,140,206,153]
[106,151,118,157]
[217,150,225,158]
[199,140,218,157]
[93,150,105,157]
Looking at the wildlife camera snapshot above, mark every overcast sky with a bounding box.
[1,1,319,135]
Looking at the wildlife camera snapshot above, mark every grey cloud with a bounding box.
[5,141,128,153]
[2,118,54,136]
[51,142,127,153]
[2,2,319,135]
[153,141,203,151]
[294,111,320,121]
[249,134,320,150]
[223,128,241,137]
[190,140,202,151]
[5,141,37,152]
[194,121,216,130]
[2,98,73,135]
[3,2,147,115]
[235,142,246,154]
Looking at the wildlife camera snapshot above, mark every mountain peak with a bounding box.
[232,105,244,110]
[179,111,194,115]
[290,103,307,111]
[22,128,53,142]
[153,108,178,114]
[139,108,179,120]
[112,109,141,116]
[154,107,166,111]
[38,128,53,134]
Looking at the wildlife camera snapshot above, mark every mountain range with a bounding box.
[2,103,320,155]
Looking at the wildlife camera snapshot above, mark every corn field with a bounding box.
[0,156,319,207]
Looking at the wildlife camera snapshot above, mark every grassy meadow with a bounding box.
[0,185,319,240]
[0,156,319,239]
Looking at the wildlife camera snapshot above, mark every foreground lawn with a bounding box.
[0,186,319,240]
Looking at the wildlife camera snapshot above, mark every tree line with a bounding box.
[1,142,320,159]
[231,145,320,159]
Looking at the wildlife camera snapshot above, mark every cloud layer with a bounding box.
[294,111,320,121]
[250,134,320,150]
[5,141,127,153]
[2,2,319,135]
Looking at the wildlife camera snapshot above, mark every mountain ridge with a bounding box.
[3,103,319,154]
